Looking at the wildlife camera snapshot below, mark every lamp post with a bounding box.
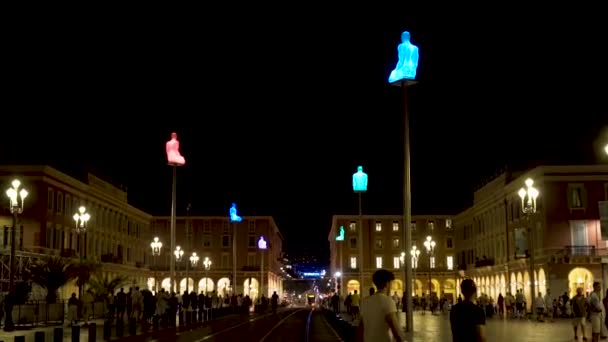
[258,236,267,299]
[518,178,539,318]
[72,206,90,263]
[352,166,367,293]
[411,246,420,297]
[229,203,242,294]
[174,246,184,292]
[165,132,186,294]
[150,237,162,292]
[203,257,212,294]
[189,252,199,293]
[4,179,28,332]
[423,236,436,300]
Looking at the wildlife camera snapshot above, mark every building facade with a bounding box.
[0,165,284,301]
[150,215,284,301]
[454,165,608,309]
[328,214,456,301]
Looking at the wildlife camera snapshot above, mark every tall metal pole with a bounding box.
[358,192,364,294]
[170,166,177,293]
[261,249,264,300]
[4,212,17,332]
[402,81,413,332]
[340,242,343,299]
[232,221,237,294]
[527,213,536,318]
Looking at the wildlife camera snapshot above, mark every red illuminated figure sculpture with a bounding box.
[166,132,185,165]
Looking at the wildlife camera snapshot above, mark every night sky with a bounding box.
[2,6,607,262]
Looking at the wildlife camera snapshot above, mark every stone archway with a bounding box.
[568,267,594,297]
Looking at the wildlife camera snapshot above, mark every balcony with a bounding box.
[474,258,495,268]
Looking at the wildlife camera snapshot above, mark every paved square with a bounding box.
[399,312,597,342]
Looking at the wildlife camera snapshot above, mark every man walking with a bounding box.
[450,279,486,342]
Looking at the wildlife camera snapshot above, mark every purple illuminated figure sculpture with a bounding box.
[166,132,186,166]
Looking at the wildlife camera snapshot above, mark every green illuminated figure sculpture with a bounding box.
[336,226,345,241]
[388,31,419,83]
[352,166,368,192]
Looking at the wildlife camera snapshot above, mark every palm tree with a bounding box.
[27,256,78,303]
[87,273,129,307]
[73,261,101,298]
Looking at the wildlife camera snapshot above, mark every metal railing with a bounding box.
[10,301,108,327]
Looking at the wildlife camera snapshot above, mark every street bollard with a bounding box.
[103,320,112,341]
[34,331,45,342]
[88,323,96,342]
[14,336,25,342]
[71,325,80,342]
[53,327,63,342]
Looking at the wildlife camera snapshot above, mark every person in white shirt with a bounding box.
[357,269,405,342]
[534,292,545,322]
[589,282,604,342]
[543,289,554,322]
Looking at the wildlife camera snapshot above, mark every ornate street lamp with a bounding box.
[424,236,436,298]
[73,206,90,263]
[518,178,540,318]
[203,257,212,294]
[4,179,27,332]
[150,237,162,292]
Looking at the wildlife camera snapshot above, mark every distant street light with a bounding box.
[4,179,27,332]
[518,178,540,318]
[150,237,162,292]
[424,236,436,298]
[604,143,608,156]
[73,206,91,263]
[203,257,212,294]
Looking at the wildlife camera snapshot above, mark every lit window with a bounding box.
[392,238,399,249]
[376,256,383,269]
[430,256,435,269]
[350,256,357,269]
[392,222,399,231]
[375,222,382,232]
[375,239,383,249]
[446,219,452,230]
[447,256,453,270]
[428,221,435,231]
[349,222,357,232]
[393,257,400,269]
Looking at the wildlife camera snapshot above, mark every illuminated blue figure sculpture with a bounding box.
[388,31,419,83]
[229,203,242,222]
[352,166,368,192]
[336,226,345,241]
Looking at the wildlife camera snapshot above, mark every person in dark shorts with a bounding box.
[450,279,487,342]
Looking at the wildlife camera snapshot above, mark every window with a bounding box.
[203,221,211,233]
[349,238,357,249]
[392,221,399,231]
[47,189,54,211]
[65,194,71,215]
[248,220,256,233]
[568,183,587,209]
[223,222,230,233]
[57,192,63,214]
[446,237,453,249]
[375,256,383,269]
[428,221,435,231]
[203,235,211,247]
[430,256,435,269]
[446,219,453,230]
[393,256,400,269]
[350,256,357,269]
[248,235,255,247]
[375,239,383,249]
[247,253,256,266]
[447,256,454,270]
[375,222,382,232]
[349,222,357,232]
[392,238,400,249]
[222,235,230,247]
[411,221,416,231]
[221,254,229,268]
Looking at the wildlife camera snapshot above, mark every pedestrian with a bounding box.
[589,282,605,342]
[450,279,486,342]
[571,287,588,341]
[357,269,405,342]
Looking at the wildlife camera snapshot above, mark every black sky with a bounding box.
[2,6,607,262]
